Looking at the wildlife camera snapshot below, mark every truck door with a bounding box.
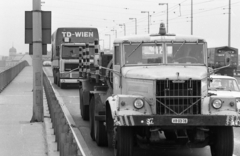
[113,44,122,94]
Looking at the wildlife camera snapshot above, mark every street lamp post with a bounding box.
[159,3,168,33]
[105,34,111,50]
[129,18,137,35]
[191,0,193,35]
[111,29,117,38]
[228,0,231,46]
[141,11,150,33]
[119,24,126,36]
[99,39,104,50]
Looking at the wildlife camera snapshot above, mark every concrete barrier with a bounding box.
[0,61,29,92]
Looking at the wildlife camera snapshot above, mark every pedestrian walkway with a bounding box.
[0,66,47,156]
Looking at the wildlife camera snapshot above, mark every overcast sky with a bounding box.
[0,0,240,56]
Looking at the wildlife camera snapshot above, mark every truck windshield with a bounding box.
[62,46,79,59]
[209,78,240,91]
[125,44,163,64]
[167,43,204,64]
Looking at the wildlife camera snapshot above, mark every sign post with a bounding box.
[31,0,43,122]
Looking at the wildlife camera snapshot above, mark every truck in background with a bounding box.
[78,24,240,156]
[51,27,99,88]
[208,46,238,76]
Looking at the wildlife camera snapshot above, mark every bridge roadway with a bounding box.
[43,67,240,156]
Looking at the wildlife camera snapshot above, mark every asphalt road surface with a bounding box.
[44,67,240,156]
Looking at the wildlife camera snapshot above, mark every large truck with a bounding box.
[78,24,240,156]
[51,27,99,88]
[208,46,238,76]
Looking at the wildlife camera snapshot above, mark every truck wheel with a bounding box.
[53,70,57,84]
[114,126,133,156]
[89,97,95,141]
[59,82,65,89]
[164,131,176,140]
[106,106,114,148]
[94,120,108,146]
[210,127,233,156]
[57,73,60,87]
[81,90,89,121]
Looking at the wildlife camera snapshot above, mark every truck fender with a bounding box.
[106,96,118,119]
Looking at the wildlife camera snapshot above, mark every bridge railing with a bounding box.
[43,70,92,156]
[0,61,29,92]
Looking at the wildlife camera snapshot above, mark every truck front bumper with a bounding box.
[115,115,240,127]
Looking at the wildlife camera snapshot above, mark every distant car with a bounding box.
[43,61,51,66]
[209,75,240,97]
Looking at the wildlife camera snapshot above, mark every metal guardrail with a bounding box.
[43,71,92,156]
[0,61,29,92]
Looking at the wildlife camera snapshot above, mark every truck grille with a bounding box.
[156,79,201,115]
[64,63,79,72]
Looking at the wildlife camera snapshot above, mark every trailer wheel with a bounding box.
[89,97,95,141]
[210,126,233,156]
[81,90,89,121]
[114,126,133,156]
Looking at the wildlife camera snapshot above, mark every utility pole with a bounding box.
[141,11,150,33]
[100,39,104,50]
[129,18,137,35]
[228,0,231,46]
[119,24,126,36]
[31,0,43,122]
[111,29,117,38]
[191,0,193,35]
[105,34,111,50]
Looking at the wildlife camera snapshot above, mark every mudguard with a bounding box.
[106,94,153,119]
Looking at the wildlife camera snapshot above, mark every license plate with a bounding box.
[172,118,188,124]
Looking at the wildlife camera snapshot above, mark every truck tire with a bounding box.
[57,72,60,87]
[53,70,57,84]
[106,106,114,148]
[81,90,89,121]
[114,126,133,156]
[210,127,233,156]
[59,82,65,89]
[89,97,95,141]
[95,120,108,146]
[164,131,176,140]
[91,95,108,146]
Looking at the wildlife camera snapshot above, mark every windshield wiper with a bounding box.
[127,41,143,58]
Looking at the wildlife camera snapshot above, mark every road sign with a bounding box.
[25,11,51,44]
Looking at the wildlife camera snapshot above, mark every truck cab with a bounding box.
[79,24,240,156]
[104,23,240,156]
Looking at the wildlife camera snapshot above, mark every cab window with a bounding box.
[124,43,163,64]
[114,45,121,65]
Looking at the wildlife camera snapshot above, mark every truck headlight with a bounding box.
[133,99,144,109]
[212,99,222,109]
